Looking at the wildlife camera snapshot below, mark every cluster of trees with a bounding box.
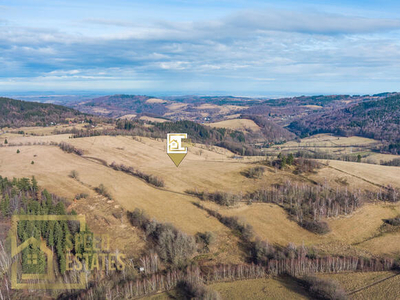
[0,176,90,275]
[243,166,265,179]
[288,94,400,147]
[271,153,322,173]
[186,190,242,207]
[110,162,164,187]
[381,158,400,166]
[242,115,296,143]
[249,182,363,234]
[193,203,254,242]
[57,142,84,156]
[67,254,395,300]
[189,181,366,235]
[73,94,168,117]
[376,185,400,202]
[0,97,86,128]
[216,141,262,156]
[300,276,347,300]
[177,279,221,300]
[127,208,196,267]
[275,152,295,169]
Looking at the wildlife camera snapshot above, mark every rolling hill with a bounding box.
[288,93,400,144]
[0,97,86,128]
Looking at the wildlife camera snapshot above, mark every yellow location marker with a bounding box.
[167,133,188,167]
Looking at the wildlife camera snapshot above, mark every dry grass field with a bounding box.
[263,133,382,157]
[149,277,309,300]
[327,160,400,189]
[209,118,260,132]
[0,134,400,255]
[145,98,168,104]
[139,116,170,123]
[317,271,400,300]
[2,131,400,279]
[209,277,309,300]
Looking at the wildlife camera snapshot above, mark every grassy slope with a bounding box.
[2,132,400,259]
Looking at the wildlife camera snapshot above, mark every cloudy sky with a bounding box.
[1,0,400,96]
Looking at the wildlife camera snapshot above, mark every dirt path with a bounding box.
[347,272,400,296]
[327,164,385,189]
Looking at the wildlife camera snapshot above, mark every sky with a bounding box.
[1,0,400,96]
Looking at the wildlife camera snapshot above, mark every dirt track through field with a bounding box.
[327,165,385,189]
[348,272,400,295]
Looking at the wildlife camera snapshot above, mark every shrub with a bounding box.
[58,142,84,156]
[196,231,215,246]
[16,149,20,154]
[382,158,400,166]
[244,166,265,179]
[75,193,89,200]
[95,184,112,200]
[220,216,254,240]
[177,280,221,300]
[110,162,165,187]
[383,216,400,226]
[301,220,331,235]
[251,239,276,264]
[31,161,34,165]
[186,190,241,207]
[127,208,149,227]
[158,229,196,267]
[301,276,347,300]
[69,170,79,180]
[294,158,322,174]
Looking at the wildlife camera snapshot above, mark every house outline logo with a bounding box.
[167,133,187,153]
[167,133,188,167]
[12,236,54,282]
[10,215,87,290]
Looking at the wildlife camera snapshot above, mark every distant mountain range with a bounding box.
[2,92,400,153]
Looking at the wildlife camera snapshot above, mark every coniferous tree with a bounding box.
[281,156,287,168]
[287,153,295,165]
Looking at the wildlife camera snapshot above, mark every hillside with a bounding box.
[0,97,86,128]
[71,94,168,117]
[288,94,400,144]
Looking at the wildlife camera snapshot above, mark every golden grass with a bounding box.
[3,133,400,264]
[119,114,137,120]
[328,160,400,188]
[145,98,167,104]
[139,116,169,123]
[0,142,244,264]
[0,145,225,234]
[316,271,394,293]
[209,277,309,300]
[364,153,400,164]
[203,200,400,257]
[209,119,260,132]
[211,202,323,246]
